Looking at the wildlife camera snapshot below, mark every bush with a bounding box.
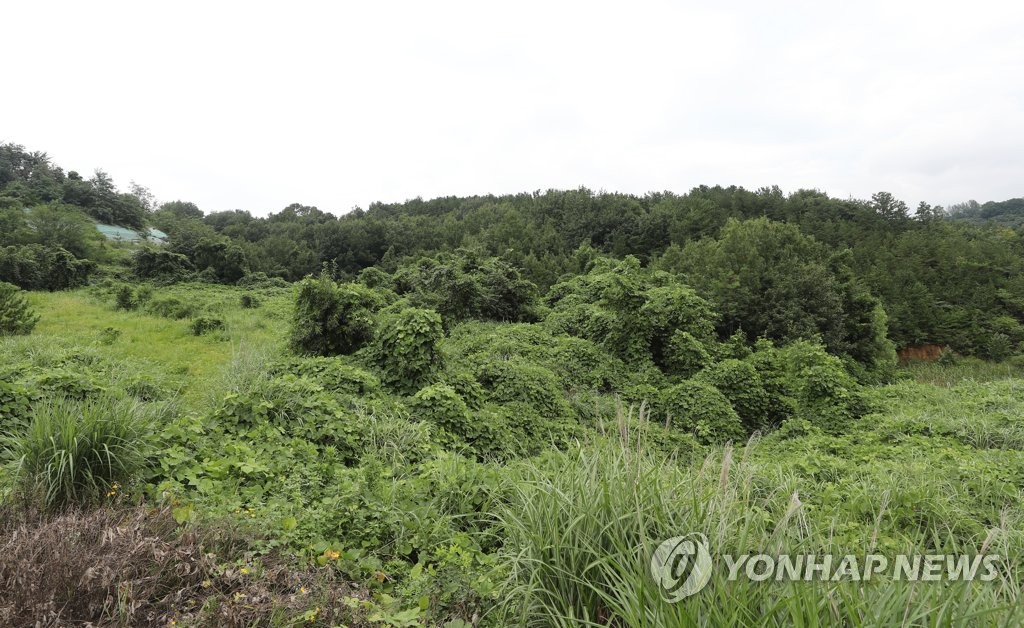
[694,359,773,433]
[114,285,136,311]
[237,272,290,289]
[0,282,39,336]
[146,296,195,320]
[777,340,868,434]
[660,380,745,443]
[663,330,711,378]
[190,317,224,336]
[0,244,94,291]
[290,274,383,356]
[373,307,444,394]
[239,293,260,309]
[2,396,151,509]
[132,247,193,281]
[474,357,569,419]
[270,357,381,396]
[409,384,473,438]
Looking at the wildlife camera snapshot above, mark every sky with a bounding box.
[4,0,1023,217]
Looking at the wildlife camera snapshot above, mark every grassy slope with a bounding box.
[25,288,289,407]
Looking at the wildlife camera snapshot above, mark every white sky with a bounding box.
[4,0,1023,216]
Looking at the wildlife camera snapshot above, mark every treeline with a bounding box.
[176,187,1023,360]
[3,141,1023,362]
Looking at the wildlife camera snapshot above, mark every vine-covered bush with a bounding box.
[474,357,569,419]
[663,330,712,378]
[695,359,773,433]
[290,273,383,356]
[132,247,194,281]
[776,340,869,434]
[409,384,473,438]
[271,357,381,396]
[372,307,444,394]
[660,380,746,443]
[0,282,40,336]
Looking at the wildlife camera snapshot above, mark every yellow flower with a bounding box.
[240,567,250,575]
[324,549,340,561]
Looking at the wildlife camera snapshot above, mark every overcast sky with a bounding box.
[4,1,1023,216]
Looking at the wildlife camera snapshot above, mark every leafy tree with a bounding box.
[660,218,895,375]
[23,203,100,258]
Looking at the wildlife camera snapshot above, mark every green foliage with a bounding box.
[663,330,712,377]
[132,247,194,281]
[776,340,868,434]
[290,273,383,356]
[114,285,137,311]
[0,244,94,291]
[190,317,224,336]
[0,282,39,336]
[1,395,151,509]
[145,296,195,319]
[372,307,444,394]
[660,380,746,443]
[388,250,540,324]
[239,293,260,309]
[270,357,381,396]
[545,257,717,371]
[695,359,774,433]
[658,217,895,374]
[409,384,473,438]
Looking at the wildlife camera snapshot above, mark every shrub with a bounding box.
[190,317,224,336]
[270,357,381,395]
[777,340,868,434]
[146,296,195,320]
[114,285,136,311]
[1,396,151,509]
[373,307,444,394]
[97,327,121,345]
[474,357,569,419]
[236,272,290,289]
[660,380,745,443]
[0,282,39,336]
[239,293,260,309]
[409,384,473,438]
[290,274,383,356]
[662,330,711,378]
[0,244,94,291]
[132,247,193,281]
[694,359,773,433]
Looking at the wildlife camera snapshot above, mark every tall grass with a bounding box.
[1,395,151,509]
[495,437,1022,627]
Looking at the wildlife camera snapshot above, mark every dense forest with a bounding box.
[2,142,1024,625]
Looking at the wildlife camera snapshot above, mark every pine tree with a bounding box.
[0,282,40,335]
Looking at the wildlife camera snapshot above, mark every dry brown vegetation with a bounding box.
[0,504,371,627]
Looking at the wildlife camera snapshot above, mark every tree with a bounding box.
[24,203,100,258]
[0,281,40,335]
[660,218,894,375]
[870,191,909,221]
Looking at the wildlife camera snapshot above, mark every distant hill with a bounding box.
[947,198,1024,228]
